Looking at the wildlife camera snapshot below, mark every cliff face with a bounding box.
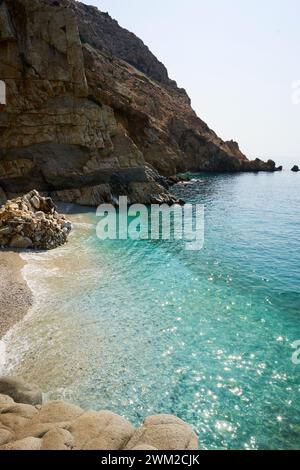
[0,0,277,206]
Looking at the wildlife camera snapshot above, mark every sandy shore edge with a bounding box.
[0,251,33,340]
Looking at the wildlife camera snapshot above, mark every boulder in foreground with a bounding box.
[0,378,199,450]
[0,190,72,250]
[125,414,199,450]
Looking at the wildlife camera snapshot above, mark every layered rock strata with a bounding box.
[0,0,279,206]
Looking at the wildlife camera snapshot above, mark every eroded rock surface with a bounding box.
[0,0,278,206]
[0,190,72,249]
[125,414,199,451]
[0,377,42,406]
[0,380,199,450]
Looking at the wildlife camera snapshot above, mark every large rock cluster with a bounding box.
[0,377,198,450]
[0,190,72,249]
[0,0,279,207]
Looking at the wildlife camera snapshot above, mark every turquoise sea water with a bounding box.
[1,171,300,450]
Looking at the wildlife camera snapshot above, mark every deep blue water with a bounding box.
[2,170,300,450]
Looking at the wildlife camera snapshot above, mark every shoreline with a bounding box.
[0,251,33,340]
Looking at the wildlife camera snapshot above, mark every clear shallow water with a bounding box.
[2,171,300,450]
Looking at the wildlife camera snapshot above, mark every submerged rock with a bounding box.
[0,378,199,450]
[0,190,72,250]
[0,377,42,406]
[291,165,299,172]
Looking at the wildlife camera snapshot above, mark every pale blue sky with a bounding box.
[82,0,300,165]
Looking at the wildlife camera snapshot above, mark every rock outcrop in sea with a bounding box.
[0,190,72,249]
[0,0,279,206]
[291,165,299,172]
[0,377,198,450]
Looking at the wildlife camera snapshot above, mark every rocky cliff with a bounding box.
[0,0,278,206]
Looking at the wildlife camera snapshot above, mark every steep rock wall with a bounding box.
[0,0,278,206]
